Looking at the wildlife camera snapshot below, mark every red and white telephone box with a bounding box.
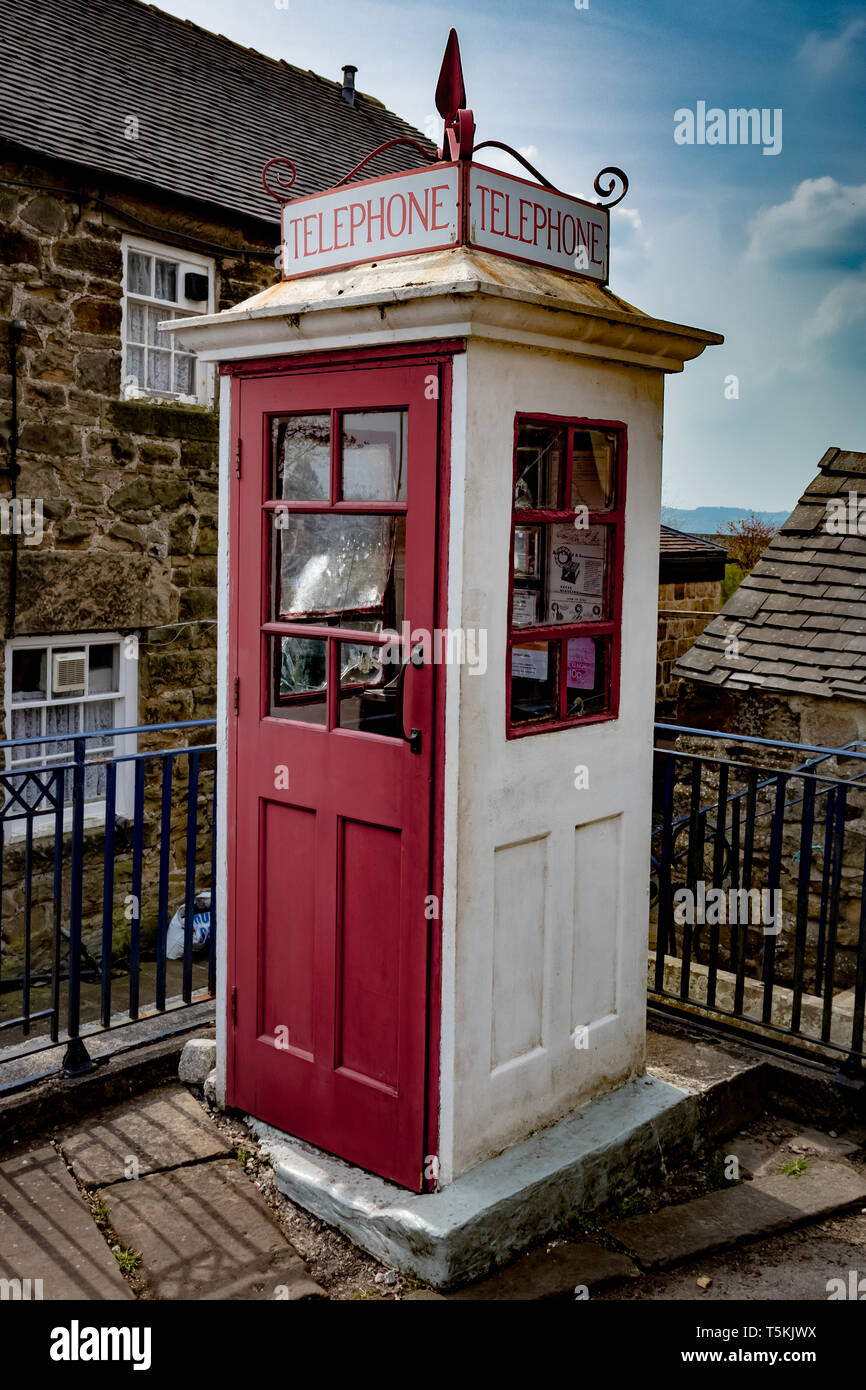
[169,34,720,1273]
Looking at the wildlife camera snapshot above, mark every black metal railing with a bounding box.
[650,724,866,1075]
[0,719,216,1077]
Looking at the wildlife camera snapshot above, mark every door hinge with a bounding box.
[231,986,237,1028]
[235,439,242,479]
[233,676,239,714]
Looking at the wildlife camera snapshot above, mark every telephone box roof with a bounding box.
[170,242,723,373]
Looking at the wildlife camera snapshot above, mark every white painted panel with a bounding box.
[572,815,621,1029]
[491,835,548,1069]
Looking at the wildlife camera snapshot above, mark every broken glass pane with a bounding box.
[270,636,328,725]
[273,414,330,501]
[338,640,403,738]
[274,513,398,620]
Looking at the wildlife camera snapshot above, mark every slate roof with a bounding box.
[659,526,727,583]
[674,448,866,701]
[0,0,433,226]
[659,526,727,558]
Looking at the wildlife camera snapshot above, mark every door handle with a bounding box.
[394,644,424,754]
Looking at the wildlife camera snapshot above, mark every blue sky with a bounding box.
[159,0,865,510]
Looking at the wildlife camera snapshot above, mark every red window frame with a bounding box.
[506,413,626,738]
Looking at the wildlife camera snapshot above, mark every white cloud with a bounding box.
[802,269,866,347]
[613,206,650,252]
[477,143,543,179]
[798,17,866,79]
[746,177,866,264]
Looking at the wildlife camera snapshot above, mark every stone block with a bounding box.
[20,194,68,235]
[178,1037,218,1085]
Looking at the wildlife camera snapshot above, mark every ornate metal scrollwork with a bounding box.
[261,157,299,203]
[593,166,629,208]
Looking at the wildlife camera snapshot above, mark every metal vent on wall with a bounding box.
[52,651,86,693]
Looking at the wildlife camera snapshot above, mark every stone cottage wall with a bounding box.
[656,578,721,719]
[0,148,278,1007]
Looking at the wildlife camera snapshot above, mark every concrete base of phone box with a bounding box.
[249,1073,694,1289]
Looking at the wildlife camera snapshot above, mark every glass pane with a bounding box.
[270,636,327,725]
[84,762,107,800]
[12,648,47,702]
[173,353,195,396]
[273,513,403,623]
[147,349,171,392]
[45,701,80,759]
[338,640,403,738]
[147,306,170,346]
[172,314,195,353]
[514,422,564,510]
[273,415,330,501]
[127,345,144,391]
[127,302,146,343]
[342,411,407,502]
[128,251,151,295]
[566,636,610,718]
[544,523,607,624]
[571,430,616,512]
[512,586,541,628]
[88,645,119,694]
[154,258,178,302]
[11,705,42,760]
[513,526,540,579]
[510,641,558,725]
[84,698,115,734]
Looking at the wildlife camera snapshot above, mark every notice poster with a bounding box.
[512,588,539,627]
[545,524,605,624]
[567,637,596,690]
[512,643,548,681]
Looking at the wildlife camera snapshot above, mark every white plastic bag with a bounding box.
[166,890,211,960]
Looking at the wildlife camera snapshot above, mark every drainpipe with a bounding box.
[1,320,25,639]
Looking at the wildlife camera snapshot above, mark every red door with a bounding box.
[228,360,440,1191]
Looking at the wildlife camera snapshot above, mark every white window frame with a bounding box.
[121,234,215,406]
[4,632,139,838]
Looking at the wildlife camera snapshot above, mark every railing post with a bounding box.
[62,736,93,1076]
[653,753,676,992]
[182,750,200,1005]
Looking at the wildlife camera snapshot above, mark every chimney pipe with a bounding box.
[341,64,357,106]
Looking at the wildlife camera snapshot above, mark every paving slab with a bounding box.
[447,1241,638,1300]
[0,1144,133,1300]
[608,1159,866,1269]
[786,1128,862,1160]
[58,1084,233,1186]
[598,1210,866,1301]
[99,1158,326,1300]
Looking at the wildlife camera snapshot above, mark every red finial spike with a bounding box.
[435,28,466,123]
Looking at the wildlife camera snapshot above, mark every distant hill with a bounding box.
[659,506,789,534]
